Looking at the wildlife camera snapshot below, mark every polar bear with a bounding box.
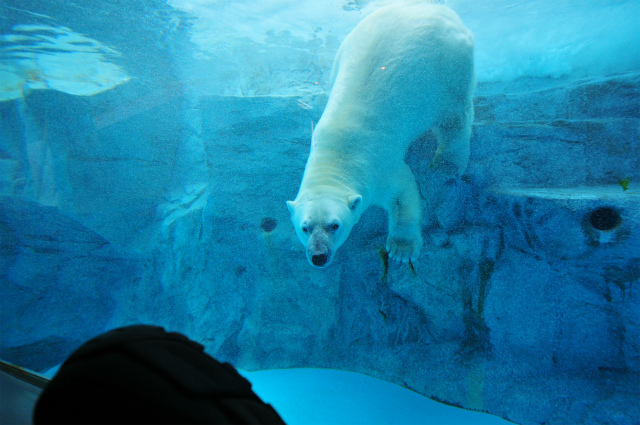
[287,1,475,268]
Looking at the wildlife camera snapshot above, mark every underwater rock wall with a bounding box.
[115,71,640,424]
[0,198,140,371]
[0,72,638,424]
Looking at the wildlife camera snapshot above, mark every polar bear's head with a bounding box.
[287,194,363,267]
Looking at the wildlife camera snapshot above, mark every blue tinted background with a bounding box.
[1,1,638,424]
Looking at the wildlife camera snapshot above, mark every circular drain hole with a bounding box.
[589,207,621,231]
[260,217,278,233]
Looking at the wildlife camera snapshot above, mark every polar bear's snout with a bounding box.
[307,230,333,267]
[310,250,331,267]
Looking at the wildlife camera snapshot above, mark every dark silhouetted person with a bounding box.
[33,325,286,424]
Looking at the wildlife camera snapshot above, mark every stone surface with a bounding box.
[0,198,141,370]
[0,72,638,425]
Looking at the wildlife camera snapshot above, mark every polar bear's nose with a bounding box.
[311,253,329,267]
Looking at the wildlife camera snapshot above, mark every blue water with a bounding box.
[1,1,639,424]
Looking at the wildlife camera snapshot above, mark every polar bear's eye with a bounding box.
[302,226,309,234]
[330,223,340,231]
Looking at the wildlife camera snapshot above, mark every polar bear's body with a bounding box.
[287,2,475,267]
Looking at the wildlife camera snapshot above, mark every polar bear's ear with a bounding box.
[286,200,296,214]
[347,195,362,212]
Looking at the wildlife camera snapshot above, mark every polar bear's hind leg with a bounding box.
[431,98,474,176]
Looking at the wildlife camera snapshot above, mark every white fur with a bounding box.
[288,2,475,267]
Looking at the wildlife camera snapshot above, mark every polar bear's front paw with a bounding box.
[386,232,423,263]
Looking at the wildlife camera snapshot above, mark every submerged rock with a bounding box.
[1,73,638,424]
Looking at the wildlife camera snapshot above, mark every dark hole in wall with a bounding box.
[589,207,621,231]
[260,217,278,233]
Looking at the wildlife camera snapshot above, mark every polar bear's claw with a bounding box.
[386,235,421,264]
